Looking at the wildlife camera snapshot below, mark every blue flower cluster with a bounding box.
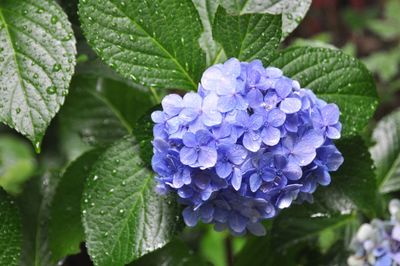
[349,200,400,266]
[151,58,344,235]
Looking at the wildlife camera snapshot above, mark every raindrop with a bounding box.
[52,63,62,72]
[119,209,124,214]
[50,16,58,24]
[16,107,21,114]
[46,86,56,94]
[93,175,99,181]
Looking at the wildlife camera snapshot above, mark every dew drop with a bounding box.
[93,175,99,181]
[52,63,62,72]
[46,86,56,94]
[50,16,58,24]
[16,107,21,114]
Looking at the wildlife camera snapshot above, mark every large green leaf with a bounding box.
[59,75,153,161]
[18,172,60,266]
[235,203,358,266]
[192,0,222,65]
[49,149,103,262]
[0,189,22,266]
[0,135,35,194]
[79,0,206,91]
[370,109,400,193]
[269,47,378,137]
[316,136,377,217]
[82,136,182,266]
[0,0,76,150]
[219,0,312,38]
[213,6,281,62]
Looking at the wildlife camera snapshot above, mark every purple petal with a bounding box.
[266,67,283,78]
[177,186,194,198]
[249,114,263,130]
[267,108,286,127]
[198,147,217,168]
[261,126,280,146]
[196,130,214,146]
[326,126,341,139]
[218,95,236,112]
[231,168,242,190]
[247,222,266,236]
[182,92,202,109]
[227,145,248,164]
[179,108,199,122]
[280,97,302,114]
[277,192,295,209]
[243,131,262,152]
[166,117,183,134]
[180,147,198,166]
[182,207,198,227]
[321,104,340,125]
[274,77,292,98]
[247,89,264,108]
[151,110,165,123]
[301,130,325,149]
[161,94,182,116]
[223,58,241,77]
[216,161,233,178]
[283,162,302,180]
[182,132,197,147]
[249,174,262,192]
[228,213,247,233]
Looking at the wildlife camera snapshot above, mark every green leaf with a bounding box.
[269,47,378,137]
[59,75,153,161]
[192,0,222,65]
[0,135,36,194]
[128,240,207,266]
[0,0,76,150]
[82,136,182,266]
[79,0,206,90]
[316,136,377,216]
[219,0,312,38]
[370,109,400,193]
[0,189,22,266]
[235,203,358,266]
[18,172,60,266]
[49,149,103,262]
[213,7,281,62]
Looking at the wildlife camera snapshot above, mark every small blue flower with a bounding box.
[152,58,344,236]
[180,130,217,169]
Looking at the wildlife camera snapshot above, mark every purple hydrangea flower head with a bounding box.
[151,58,344,235]
[348,199,400,266]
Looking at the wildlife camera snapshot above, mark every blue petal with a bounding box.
[182,207,198,227]
[321,103,340,125]
[231,168,242,190]
[198,147,217,169]
[227,145,248,164]
[216,161,233,178]
[267,108,286,127]
[228,213,247,233]
[182,132,197,147]
[151,110,166,123]
[243,131,262,152]
[161,94,182,116]
[180,147,198,166]
[274,77,292,98]
[246,222,266,236]
[249,173,262,192]
[218,95,237,112]
[261,126,280,146]
[280,97,302,114]
[265,67,283,78]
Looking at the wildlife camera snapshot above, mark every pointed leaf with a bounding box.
[213,6,281,61]
[49,149,103,262]
[219,0,312,38]
[82,136,182,266]
[79,0,206,90]
[59,76,153,161]
[269,47,378,137]
[0,0,76,149]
